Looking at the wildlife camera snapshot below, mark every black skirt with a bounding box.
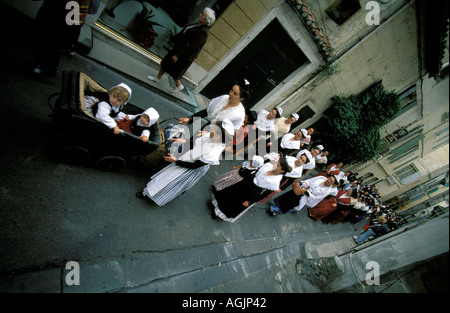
[213,174,265,219]
[160,51,192,81]
[274,190,304,213]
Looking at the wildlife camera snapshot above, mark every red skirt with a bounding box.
[308,197,338,221]
[116,119,133,134]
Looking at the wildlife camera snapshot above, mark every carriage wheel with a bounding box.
[58,146,91,166]
[95,156,126,172]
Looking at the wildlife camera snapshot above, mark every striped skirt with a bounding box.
[213,168,244,191]
[143,162,210,206]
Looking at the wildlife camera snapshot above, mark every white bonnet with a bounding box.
[251,155,264,168]
[142,107,160,126]
[110,83,132,104]
[276,107,283,116]
[301,150,312,163]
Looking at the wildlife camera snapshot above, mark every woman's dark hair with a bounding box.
[300,153,310,164]
[246,110,257,123]
[279,157,292,173]
[231,79,251,101]
[327,174,339,186]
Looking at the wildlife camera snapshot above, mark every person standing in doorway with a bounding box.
[147,7,216,92]
[30,0,95,77]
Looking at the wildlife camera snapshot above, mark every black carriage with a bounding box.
[48,71,164,171]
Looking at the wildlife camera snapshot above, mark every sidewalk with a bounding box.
[0,3,364,294]
[76,6,211,112]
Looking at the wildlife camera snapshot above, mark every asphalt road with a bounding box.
[0,7,201,273]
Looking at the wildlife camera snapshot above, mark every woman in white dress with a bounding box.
[251,107,282,155]
[136,121,233,206]
[212,158,292,223]
[269,175,339,216]
[273,113,299,137]
[177,79,250,132]
[278,129,306,156]
[212,155,264,192]
[256,150,312,204]
[296,146,322,174]
[315,149,329,165]
[254,108,280,133]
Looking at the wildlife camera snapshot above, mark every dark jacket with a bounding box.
[161,23,210,79]
[371,224,389,235]
[171,23,210,62]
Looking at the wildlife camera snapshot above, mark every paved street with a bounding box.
[0,5,363,296]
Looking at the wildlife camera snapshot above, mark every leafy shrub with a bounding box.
[325,81,401,164]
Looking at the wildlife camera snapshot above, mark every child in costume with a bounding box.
[116,107,160,142]
[85,83,132,134]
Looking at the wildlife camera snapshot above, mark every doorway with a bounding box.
[200,19,309,109]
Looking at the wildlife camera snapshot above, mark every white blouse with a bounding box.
[207,95,246,130]
[285,156,304,178]
[280,133,301,150]
[301,176,338,208]
[296,149,316,170]
[253,163,283,191]
[274,117,291,137]
[255,110,275,132]
[96,101,122,129]
[315,154,328,164]
[179,134,225,165]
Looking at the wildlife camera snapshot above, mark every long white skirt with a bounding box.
[143,162,210,206]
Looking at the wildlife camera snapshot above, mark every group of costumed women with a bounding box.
[135,79,249,206]
[135,79,342,223]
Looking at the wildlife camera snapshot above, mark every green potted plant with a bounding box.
[132,5,164,49]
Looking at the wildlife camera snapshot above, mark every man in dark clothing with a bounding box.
[353,216,389,244]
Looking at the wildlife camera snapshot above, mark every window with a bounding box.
[290,105,316,130]
[365,177,379,185]
[325,0,361,25]
[395,85,418,117]
[98,0,232,58]
[358,172,374,182]
[435,126,449,137]
[396,165,417,181]
[388,133,424,163]
[395,164,422,184]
